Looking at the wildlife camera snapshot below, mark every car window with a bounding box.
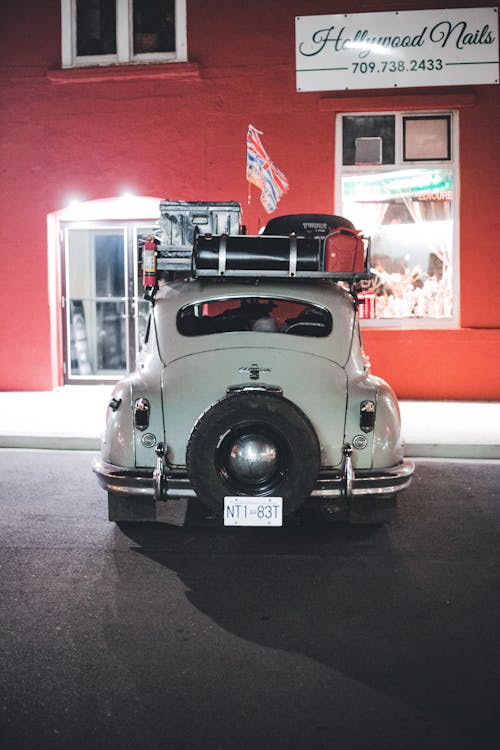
[177,297,332,337]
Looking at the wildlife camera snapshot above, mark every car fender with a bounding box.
[372,377,405,468]
[130,371,163,468]
[100,379,135,467]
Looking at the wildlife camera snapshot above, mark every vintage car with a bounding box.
[93,209,414,526]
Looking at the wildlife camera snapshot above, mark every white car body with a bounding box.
[94,269,414,525]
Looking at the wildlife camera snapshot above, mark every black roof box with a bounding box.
[261,213,354,236]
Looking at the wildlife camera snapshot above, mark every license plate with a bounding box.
[224,496,283,527]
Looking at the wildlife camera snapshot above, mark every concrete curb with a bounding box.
[0,436,498,460]
[405,443,500,460]
[0,391,498,459]
[0,435,100,451]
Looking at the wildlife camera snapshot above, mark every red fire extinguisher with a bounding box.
[143,236,157,287]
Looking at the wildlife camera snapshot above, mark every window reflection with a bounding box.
[177,298,332,337]
[342,167,454,319]
[76,0,116,56]
[133,0,176,54]
[66,229,127,377]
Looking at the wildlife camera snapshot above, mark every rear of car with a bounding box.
[94,275,413,525]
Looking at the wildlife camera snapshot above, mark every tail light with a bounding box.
[360,400,376,433]
[134,398,150,431]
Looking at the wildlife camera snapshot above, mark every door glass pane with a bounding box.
[66,228,127,378]
[77,0,117,57]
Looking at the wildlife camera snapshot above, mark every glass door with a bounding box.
[62,221,156,382]
[63,225,128,380]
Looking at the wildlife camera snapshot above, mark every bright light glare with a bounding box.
[345,41,397,56]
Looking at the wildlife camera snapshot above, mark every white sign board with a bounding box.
[296,7,499,91]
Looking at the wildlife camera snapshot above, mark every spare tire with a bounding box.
[186,391,320,516]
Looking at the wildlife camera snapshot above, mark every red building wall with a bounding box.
[0,0,499,398]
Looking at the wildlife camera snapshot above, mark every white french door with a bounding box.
[62,220,153,382]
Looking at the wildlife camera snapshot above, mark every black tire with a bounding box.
[186,392,320,516]
[108,492,156,522]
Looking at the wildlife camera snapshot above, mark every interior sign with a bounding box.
[296,7,499,91]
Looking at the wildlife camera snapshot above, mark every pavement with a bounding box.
[0,386,498,459]
[1,450,500,749]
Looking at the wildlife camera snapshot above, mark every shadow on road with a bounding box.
[112,486,500,750]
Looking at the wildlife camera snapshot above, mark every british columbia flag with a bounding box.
[246,124,289,213]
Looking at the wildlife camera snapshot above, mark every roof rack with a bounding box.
[156,228,372,282]
[147,207,372,285]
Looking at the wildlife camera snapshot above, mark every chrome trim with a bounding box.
[153,442,167,502]
[218,233,227,275]
[227,383,283,395]
[92,459,155,496]
[289,234,297,277]
[109,397,121,412]
[93,457,414,501]
[238,364,272,377]
[352,434,368,450]
[311,459,415,497]
[341,444,354,498]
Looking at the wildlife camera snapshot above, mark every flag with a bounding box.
[246,124,289,213]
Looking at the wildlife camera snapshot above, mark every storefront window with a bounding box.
[337,112,457,324]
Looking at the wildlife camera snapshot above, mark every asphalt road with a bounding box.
[0,450,499,750]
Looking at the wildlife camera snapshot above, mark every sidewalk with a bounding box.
[0,387,498,459]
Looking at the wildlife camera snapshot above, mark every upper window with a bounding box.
[61,0,187,68]
[177,298,332,338]
[337,111,458,326]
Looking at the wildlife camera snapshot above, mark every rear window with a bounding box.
[177,297,332,337]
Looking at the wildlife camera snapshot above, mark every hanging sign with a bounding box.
[296,7,499,91]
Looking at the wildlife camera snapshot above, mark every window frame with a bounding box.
[335,110,460,329]
[61,219,156,384]
[403,115,452,162]
[61,0,187,69]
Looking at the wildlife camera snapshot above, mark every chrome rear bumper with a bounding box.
[312,459,415,497]
[92,457,415,500]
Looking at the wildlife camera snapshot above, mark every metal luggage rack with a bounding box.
[156,230,373,283]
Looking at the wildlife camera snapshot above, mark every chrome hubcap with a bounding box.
[227,435,278,484]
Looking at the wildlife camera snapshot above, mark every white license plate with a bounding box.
[224,496,283,527]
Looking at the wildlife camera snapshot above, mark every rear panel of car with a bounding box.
[154,281,356,469]
[161,346,348,468]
